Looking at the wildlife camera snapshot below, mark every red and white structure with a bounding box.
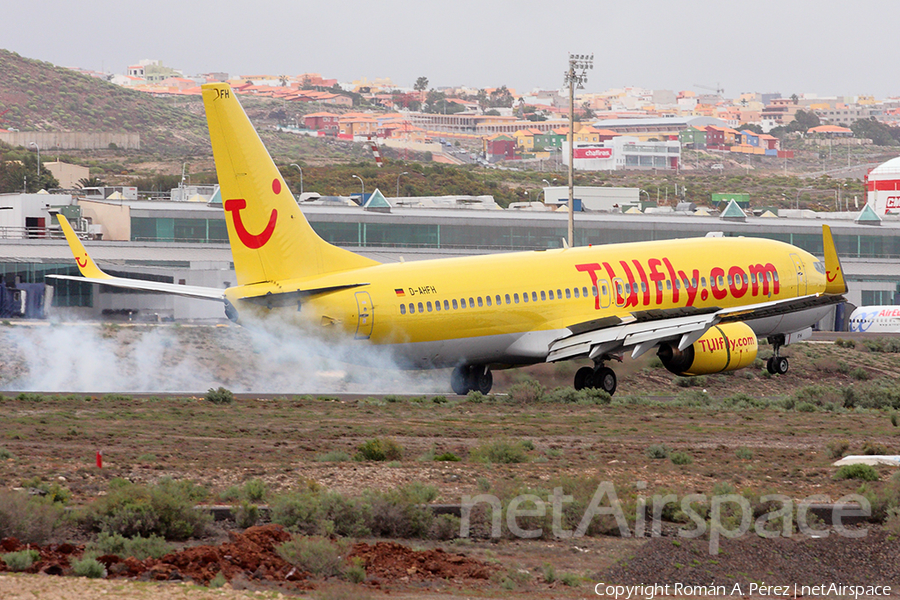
[866,156,900,214]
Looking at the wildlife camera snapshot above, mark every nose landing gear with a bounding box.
[766,335,789,375]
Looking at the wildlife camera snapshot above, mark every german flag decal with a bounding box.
[394,289,405,297]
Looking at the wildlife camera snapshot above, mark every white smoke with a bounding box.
[0,315,448,394]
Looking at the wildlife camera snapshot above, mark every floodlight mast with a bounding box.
[564,53,593,247]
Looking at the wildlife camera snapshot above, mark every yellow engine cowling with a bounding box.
[657,322,758,376]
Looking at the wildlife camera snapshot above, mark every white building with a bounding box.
[562,136,681,171]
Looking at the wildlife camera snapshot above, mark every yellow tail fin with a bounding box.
[201,83,378,286]
[822,225,847,294]
[56,213,111,280]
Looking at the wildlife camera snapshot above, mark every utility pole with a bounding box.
[564,53,592,248]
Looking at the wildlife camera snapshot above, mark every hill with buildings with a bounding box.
[0,49,210,155]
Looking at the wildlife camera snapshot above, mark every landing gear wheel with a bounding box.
[766,356,789,375]
[451,366,470,395]
[594,366,617,396]
[774,356,789,375]
[574,366,594,391]
[475,368,493,394]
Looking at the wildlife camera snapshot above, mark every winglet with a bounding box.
[56,214,111,280]
[822,224,847,294]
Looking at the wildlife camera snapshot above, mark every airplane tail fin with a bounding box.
[201,83,378,286]
[822,225,848,295]
[56,213,112,280]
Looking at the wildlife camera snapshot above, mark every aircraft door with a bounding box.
[354,291,374,339]
[597,278,612,309]
[790,254,807,296]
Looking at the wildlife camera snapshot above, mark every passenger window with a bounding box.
[602,284,608,295]
[409,303,415,314]
[574,288,580,298]
[773,273,779,282]
[625,284,631,295]
[675,280,680,290]
[566,289,572,299]
[469,297,475,307]
[495,295,501,305]
[548,290,555,300]
[616,282,623,296]
[486,296,492,306]
[639,283,645,294]
[505,294,511,304]
[427,301,433,312]
[743,274,748,285]
[592,286,598,296]
[727,275,733,286]
[691,278,697,288]
[541,291,546,301]
[444,300,450,310]
[452,299,458,309]
[400,304,406,315]
[477,297,483,307]
[582,287,588,297]
[461,298,467,308]
[532,292,538,302]
[557,289,563,298]
[514,293,520,304]
[435,301,441,311]
[418,302,424,313]
[523,293,529,303]
[751,273,757,284]
[700,277,706,287]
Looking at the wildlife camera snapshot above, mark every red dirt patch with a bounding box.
[1,526,500,593]
[350,540,498,583]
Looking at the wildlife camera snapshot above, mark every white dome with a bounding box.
[869,155,900,179]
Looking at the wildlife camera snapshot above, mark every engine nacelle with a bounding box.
[657,322,758,376]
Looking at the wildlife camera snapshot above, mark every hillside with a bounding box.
[0,49,209,154]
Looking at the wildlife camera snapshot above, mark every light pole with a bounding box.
[396,171,408,198]
[352,174,365,205]
[29,142,40,177]
[564,53,593,247]
[290,163,303,195]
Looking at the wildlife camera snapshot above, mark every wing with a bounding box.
[47,213,227,302]
[547,293,844,363]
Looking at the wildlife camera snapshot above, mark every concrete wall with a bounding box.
[0,132,140,150]
[44,162,90,189]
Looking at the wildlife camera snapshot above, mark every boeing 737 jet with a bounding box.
[50,83,848,395]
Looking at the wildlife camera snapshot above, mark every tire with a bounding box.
[475,369,493,394]
[775,356,789,375]
[594,366,617,396]
[766,357,777,374]
[574,366,594,391]
[451,365,471,395]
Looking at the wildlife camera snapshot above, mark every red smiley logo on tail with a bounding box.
[76,255,89,268]
[827,269,839,283]
[224,199,277,249]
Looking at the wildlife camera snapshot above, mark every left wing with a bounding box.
[547,292,843,363]
[46,214,227,302]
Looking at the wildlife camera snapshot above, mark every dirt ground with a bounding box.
[2,323,900,598]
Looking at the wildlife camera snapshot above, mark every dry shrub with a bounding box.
[0,490,64,544]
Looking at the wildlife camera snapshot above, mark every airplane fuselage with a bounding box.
[227,235,829,368]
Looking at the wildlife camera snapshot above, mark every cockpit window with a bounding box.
[813,261,826,275]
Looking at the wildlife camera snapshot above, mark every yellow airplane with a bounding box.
[50,83,848,395]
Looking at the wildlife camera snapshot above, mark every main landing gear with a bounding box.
[451,364,493,395]
[766,335,790,375]
[573,364,618,396]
